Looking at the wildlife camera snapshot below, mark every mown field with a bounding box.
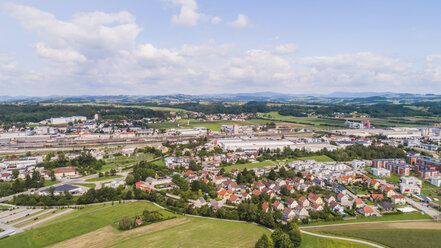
[85,175,122,182]
[300,212,432,227]
[223,160,276,172]
[299,233,372,248]
[316,228,441,248]
[146,118,271,131]
[0,201,177,248]
[223,155,334,172]
[258,112,347,129]
[0,199,387,248]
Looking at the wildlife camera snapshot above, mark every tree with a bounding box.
[287,222,302,247]
[47,186,55,196]
[12,169,19,179]
[50,170,56,181]
[255,234,273,248]
[189,160,201,171]
[271,229,293,248]
[268,169,277,181]
[125,174,135,185]
[118,216,132,230]
[172,175,189,191]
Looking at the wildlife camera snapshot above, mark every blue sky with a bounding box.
[1,0,441,96]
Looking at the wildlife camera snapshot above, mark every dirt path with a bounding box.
[48,217,192,248]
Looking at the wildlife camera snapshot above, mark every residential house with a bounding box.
[323,194,336,204]
[371,194,384,201]
[294,206,309,219]
[283,207,296,220]
[391,194,406,205]
[262,202,270,213]
[311,203,324,211]
[54,166,76,179]
[272,201,284,211]
[286,198,298,209]
[358,206,374,216]
[298,197,310,207]
[308,193,323,205]
[378,201,395,211]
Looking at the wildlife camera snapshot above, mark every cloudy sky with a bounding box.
[1,0,441,96]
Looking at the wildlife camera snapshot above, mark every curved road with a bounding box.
[300,230,384,248]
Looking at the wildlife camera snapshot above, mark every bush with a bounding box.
[118,216,132,230]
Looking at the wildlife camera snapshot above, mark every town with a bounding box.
[1,103,441,248]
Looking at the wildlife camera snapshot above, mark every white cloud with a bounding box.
[180,40,231,57]
[273,43,298,55]
[170,0,203,26]
[35,43,86,63]
[229,14,249,28]
[2,3,441,96]
[211,16,222,24]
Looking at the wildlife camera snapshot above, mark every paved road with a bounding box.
[19,209,74,232]
[300,230,384,248]
[405,196,441,219]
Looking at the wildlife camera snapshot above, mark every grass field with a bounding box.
[223,155,334,172]
[85,175,122,182]
[146,118,271,131]
[316,228,441,248]
[258,112,346,129]
[299,232,372,248]
[223,160,276,172]
[100,153,156,172]
[72,183,96,189]
[1,201,176,248]
[300,212,431,227]
[295,155,335,162]
[44,180,61,187]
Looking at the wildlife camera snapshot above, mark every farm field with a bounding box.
[51,217,270,248]
[300,212,432,227]
[310,221,441,248]
[0,201,176,248]
[258,112,346,129]
[299,232,372,248]
[146,118,272,131]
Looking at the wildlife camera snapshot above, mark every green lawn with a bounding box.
[366,167,402,184]
[85,175,122,182]
[258,112,346,129]
[44,180,60,187]
[299,232,372,248]
[300,212,432,227]
[316,228,441,248]
[147,118,270,131]
[72,183,96,189]
[0,201,176,248]
[100,153,156,172]
[295,155,335,162]
[223,160,276,172]
[108,217,270,248]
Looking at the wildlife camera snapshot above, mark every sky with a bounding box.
[1,0,441,96]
